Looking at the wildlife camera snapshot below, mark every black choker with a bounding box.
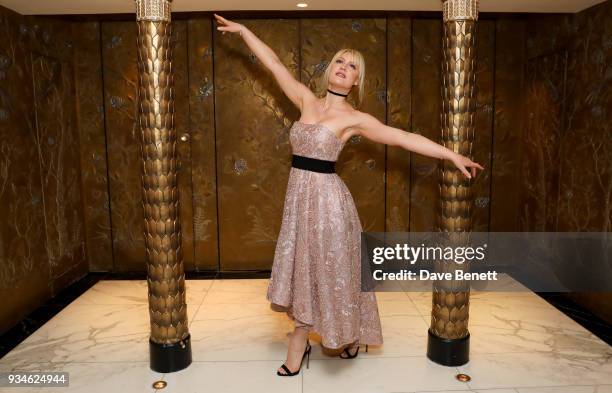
[327,88,348,97]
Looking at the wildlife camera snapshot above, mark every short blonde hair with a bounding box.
[318,48,366,108]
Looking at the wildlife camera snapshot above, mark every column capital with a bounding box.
[441,0,479,22]
[134,0,172,22]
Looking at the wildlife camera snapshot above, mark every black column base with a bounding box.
[426,328,469,366]
[149,333,192,373]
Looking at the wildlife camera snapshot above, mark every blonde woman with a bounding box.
[214,14,484,376]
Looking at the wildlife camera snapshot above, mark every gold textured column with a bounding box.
[426,0,479,366]
[134,0,192,372]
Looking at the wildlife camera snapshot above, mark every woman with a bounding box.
[214,14,484,376]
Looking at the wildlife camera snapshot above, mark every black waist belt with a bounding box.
[291,154,336,173]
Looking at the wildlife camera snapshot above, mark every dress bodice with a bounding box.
[290,121,345,161]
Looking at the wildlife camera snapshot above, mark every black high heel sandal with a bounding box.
[277,339,312,376]
[339,342,368,359]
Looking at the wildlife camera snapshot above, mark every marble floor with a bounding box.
[1,278,611,393]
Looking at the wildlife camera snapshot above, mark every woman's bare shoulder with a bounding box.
[346,109,369,130]
[300,90,319,107]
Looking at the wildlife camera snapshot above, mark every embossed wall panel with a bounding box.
[72,21,113,271]
[24,14,73,62]
[525,13,573,59]
[490,18,526,231]
[101,21,144,270]
[562,34,612,316]
[188,18,219,271]
[0,6,51,333]
[559,3,612,232]
[214,19,299,270]
[13,14,87,293]
[470,20,495,231]
[520,52,566,231]
[26,14,87,291]
[170,21,196,271]
[386,16,412,232]
[556,2,611,323]
[410,18,442,231]
[31,53,87,290]
[301,18,387,233]
[522,0,612,323]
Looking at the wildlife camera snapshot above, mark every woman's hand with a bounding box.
[451,152,484,179]
[214,14,245,36]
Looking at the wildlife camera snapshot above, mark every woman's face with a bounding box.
[330,54,359,90]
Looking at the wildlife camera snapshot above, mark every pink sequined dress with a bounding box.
[266,120,384,350]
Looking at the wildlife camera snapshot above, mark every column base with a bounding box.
[149,333,192,372]
[426,328,470,366]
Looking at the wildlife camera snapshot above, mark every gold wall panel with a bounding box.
[79,15,536,271]
[16,13,87,295]
[521,52,566,231]
[525,13,573,60]
[71,21,113,272]
[489,18,526,231]
[470,20,494,231]
[214,19,299,270]
[170,21,196,271]
[301,18,387,233]
[101,21,194,271]
[0,6,52,333]
[521,1,612,323]
[187,18,219,271]
[101,21,143,270]
[31,53,88,291]
[24,12,88,292]
[385,16,412,232]
[410,19,442,231]
[559,2,611,233]
[25,15,73,62]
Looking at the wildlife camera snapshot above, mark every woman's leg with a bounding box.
[277,315,311,374]
[293,318,311,330]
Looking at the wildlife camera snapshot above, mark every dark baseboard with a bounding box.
[535,292,612,346]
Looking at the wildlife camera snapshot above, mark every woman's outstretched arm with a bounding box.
[214,14,312,111]
[353,112,484,179]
